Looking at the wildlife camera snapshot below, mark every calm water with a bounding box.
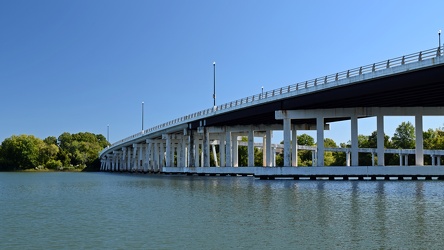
[1,172,444,249]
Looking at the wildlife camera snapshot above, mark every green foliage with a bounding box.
[0,132,109,171]
[392,121,415,149]
[297,133,315,166]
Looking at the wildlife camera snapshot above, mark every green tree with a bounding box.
[297,133,315,166]
[392,121,415,149]
[323,138,337,166]
[0,135,44,170]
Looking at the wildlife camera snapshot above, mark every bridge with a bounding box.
[100,47,444,180]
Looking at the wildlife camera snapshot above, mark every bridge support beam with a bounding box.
[292,126,298,166]
[225,130,232,167]
[248,129,254,167]
[283,116,291,167]
[351,114,359,166]
[316,116,325,167]
[377,114,385,166]
[265,130,273,167]
[203,127,210,167]
[219,133,225,167]
[415,114,424,166]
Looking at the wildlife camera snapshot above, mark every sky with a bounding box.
[1,0,444,145]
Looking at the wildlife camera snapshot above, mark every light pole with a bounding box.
[107,124,109,143]
[439,30,442,55]
[262,86,264,98]
[142,101,144,131]
[213,62,216,107]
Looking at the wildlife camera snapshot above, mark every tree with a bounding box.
[0,135,44,169]
[323,138,337,166]
[392,121,415,149]
[297,134,315,166]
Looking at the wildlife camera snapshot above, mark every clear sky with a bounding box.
[1,0,444,145]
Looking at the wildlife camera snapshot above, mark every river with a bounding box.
[1,172,444,249]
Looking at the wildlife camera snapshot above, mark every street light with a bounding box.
[107,124,109,143]
[439,30,442,55]
[213,62,216,107]
[261,86,264,98]
[142,101,144,131]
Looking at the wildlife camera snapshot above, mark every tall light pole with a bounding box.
[141,101,144,131]
[213,62,216,107]
[439,30,442,55]
[107,124,109,143]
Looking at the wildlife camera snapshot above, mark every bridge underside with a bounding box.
[199,64,444,128]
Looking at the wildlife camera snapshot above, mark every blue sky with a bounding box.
[1,0,444,145]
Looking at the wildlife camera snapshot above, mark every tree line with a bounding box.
[0,132,109,171]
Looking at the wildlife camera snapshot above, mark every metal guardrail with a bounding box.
[101,46,443,156]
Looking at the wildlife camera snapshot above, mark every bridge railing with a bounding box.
[104,46,442,151]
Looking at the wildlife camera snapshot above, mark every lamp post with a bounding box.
[142,101,144,131]
[439,30,442,55]
[213,62,216,107]
[262,86,264,98]
[107,124,109,143]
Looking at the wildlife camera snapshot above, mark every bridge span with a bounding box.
[100,47,444,179]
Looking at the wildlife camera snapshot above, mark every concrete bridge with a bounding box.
[100,47,444,179]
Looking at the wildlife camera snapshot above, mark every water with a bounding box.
[1,172,444,249]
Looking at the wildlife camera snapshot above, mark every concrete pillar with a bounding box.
[212,144,218,167]
[145,141,152,172]
[266,130,272,167]
[203,127,210,167]
[292,125,298,167]
[399,152,403,166]
[316,116,324,167]
[283,117,291,167]
[132,144,138,171]
[153,142,159,171]
[351,114,359,166]
[232,134,238,167]
[312,151,316,166]
[165,135,171,168]
[415,114,424,166]
[404,154,409,166]
[272,146,276,167]
[181,135,187,167]
[262,135,267,167]
[189,130,195,167]
[225,131,232,167]
[346,150,350,166]
[127,147,132,171]
[159,141,165,168]
[371,151,375,166]
[248,129,254,167]
[194,137,200,167]
[138,145,143,171]
[219,133,226,167]
[438,156,441,166]
[377,114,385,166]
[121,148,127,171]
[432,155,436,166]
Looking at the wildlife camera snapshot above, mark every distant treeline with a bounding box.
[0,132,109,171]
